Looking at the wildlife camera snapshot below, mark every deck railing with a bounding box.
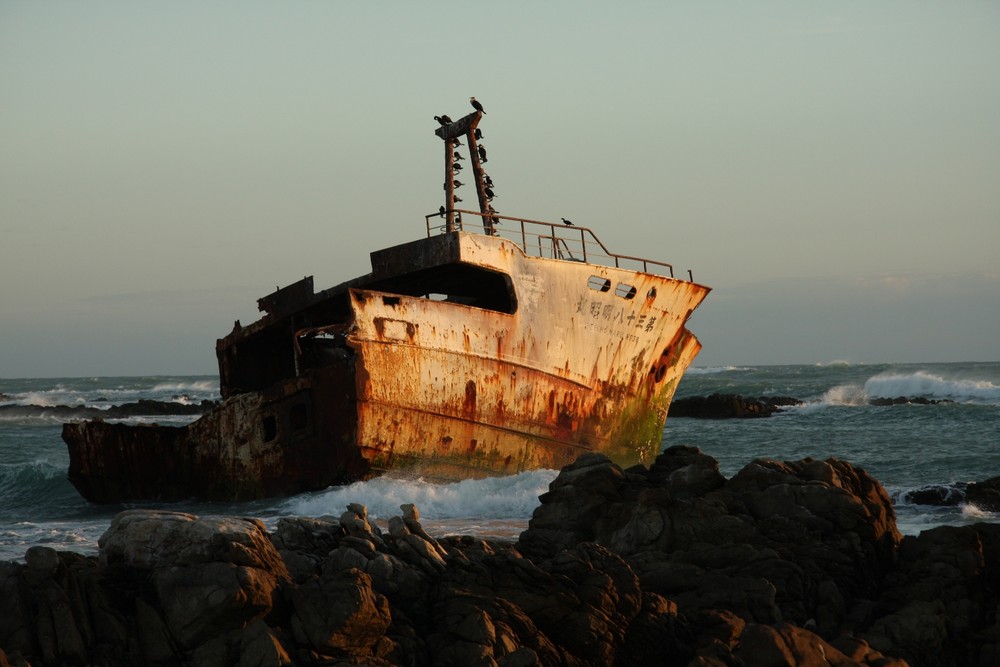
[425,209,678,279]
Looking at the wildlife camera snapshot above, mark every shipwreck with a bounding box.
[62,104,711,503]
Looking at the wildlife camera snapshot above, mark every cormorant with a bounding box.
[477,145,487,162]
[483,174,494,187]
[452,138,463,147]
[453,151,465,160]
[434,115,450,126]
[453,180,464,188]
[441,114,453,124]
[453,195,462,203]
[484,187,495,199]
[470,97,485,114]
[452,163,463,172]
[474,128,483,140]
[438,206,446,218]
[561,218,574,226]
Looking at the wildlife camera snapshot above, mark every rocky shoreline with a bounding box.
[3,447,999,666]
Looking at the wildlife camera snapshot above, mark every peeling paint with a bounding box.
[63,201,707,503]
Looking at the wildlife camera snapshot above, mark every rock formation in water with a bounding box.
[669,394,954,418]
[0,399,215,421]
[3,447,1000,666]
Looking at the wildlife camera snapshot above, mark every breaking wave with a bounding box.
[819,384,869,407]
[150,380,220,395]
[279,469,557,527]
[807,370,1000,408]
[864,371,1000,404]
[686,366,753,375]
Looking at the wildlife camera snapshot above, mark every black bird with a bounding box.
[438,205,446,218]
[453,179,464,188]
[477,145,487,162]
[452,163,463,172]
[474,128,483,140]
[484,187,495,199]
[440,114,453,124]
[470,96,485,114]
[434,115,449,126]
[561,217,574,226]
[452,138,463,147]
[453,151,465,160]
[483,174,494,188]
[453,195,462,203]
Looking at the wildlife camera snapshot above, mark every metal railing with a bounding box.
[424,209,678,278]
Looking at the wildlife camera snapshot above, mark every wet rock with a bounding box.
[900,485,965,506]
[966,476,1000,512]
[5,454,1000,666]
[669,393,801,418]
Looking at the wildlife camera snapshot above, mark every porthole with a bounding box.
[588,276,611,292]
[615,283,637,299]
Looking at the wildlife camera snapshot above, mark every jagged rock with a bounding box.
[6,453,1000,666]
[288,567,391,656]
[966,476,1000,511]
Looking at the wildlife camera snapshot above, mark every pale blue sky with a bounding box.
[2,1,998,377]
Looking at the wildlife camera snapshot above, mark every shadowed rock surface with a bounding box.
[3,448,1000,666]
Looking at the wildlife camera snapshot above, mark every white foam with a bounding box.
[819,383,869,406]
[279,469,558,522]
[864,371,1000,404]
[961,503,997,520]
[686,366,752,375]
[814,360,854,367]
[151,380,220,395]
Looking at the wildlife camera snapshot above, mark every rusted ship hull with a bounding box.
[64,227,708,503]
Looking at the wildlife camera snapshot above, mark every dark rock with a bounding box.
[966,476,1000,512]
[669,393,801,418]
[900,485,965,506]
[7,450,1000,666]
[869,396,953,406]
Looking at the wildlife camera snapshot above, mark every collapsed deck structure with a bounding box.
[63,106,710,503]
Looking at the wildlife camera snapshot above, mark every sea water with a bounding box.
[1,362,998,562]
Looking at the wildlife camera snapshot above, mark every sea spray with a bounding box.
[864,370,1000,403]
[2,364,999,561]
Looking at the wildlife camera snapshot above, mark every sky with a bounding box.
[2,1,998,378]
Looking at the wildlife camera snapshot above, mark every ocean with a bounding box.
[1,362,998,563]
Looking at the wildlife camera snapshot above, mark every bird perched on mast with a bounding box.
[561,218,574,226]
[470,96,485,114]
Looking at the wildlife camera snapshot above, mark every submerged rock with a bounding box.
[2,449,999,666]
[669,393,802,418]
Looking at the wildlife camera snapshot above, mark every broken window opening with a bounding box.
[369,264,517,314]
[262,416,278,442]
[289,403,308,431]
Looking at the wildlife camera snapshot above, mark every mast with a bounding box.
[434,110,494,234]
